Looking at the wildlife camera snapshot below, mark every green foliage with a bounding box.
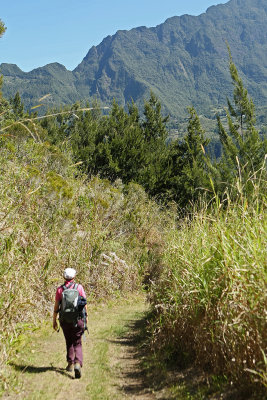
[40,94,214,208]
[217,49,267,199]
[143,92,169,141]
[9,92,25,120]
[167,107,211,207]
[42,94,175,201]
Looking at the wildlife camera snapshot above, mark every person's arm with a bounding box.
[79,284,88,325]
[53,299,60,331]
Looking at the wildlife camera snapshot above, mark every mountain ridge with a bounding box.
[1,0,267,118]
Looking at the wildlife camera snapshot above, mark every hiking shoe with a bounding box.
[66,363,73,372]
[74,362,81,379]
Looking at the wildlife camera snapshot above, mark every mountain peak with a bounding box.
[1,0,267,118]
[0,63,24,76]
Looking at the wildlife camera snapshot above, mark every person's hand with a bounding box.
[53,320,58,331]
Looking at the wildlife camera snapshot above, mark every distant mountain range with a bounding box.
[1,0,267,119]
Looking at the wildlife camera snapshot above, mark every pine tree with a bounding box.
[100,101,146,182]
[72,100,145,182]
[143,91,169,141]
[175,107,210,207]
[139,92,171,196]
[217,48,267,198]
[10,92,24,120]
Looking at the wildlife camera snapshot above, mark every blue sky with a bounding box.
[0,0,228,72]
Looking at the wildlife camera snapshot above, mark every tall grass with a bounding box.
[148,189,267,389]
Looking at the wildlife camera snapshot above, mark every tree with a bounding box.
[181,107,210,202]
[139,92,171,196]
[10,92,25,120]
[143,91,169,141]
[93,100,146,182]
[167,107,210,207]
[217,49,267,198]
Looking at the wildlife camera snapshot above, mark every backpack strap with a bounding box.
[62,282,78,291]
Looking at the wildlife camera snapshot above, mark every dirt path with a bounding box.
[3,294,157,400]
[3,294,255,400]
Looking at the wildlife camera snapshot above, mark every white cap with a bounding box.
[63,268,76,280]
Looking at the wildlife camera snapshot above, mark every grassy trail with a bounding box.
[3,294,156,400]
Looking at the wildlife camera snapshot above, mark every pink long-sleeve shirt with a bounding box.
[55,280,86,302]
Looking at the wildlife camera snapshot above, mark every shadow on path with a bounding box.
[108,314,163,399]
[108,314,261,400]
[9,362,73,379]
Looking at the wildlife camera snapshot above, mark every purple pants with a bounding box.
[60,319,84,366]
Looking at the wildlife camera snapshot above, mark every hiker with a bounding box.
[53,268,88,379]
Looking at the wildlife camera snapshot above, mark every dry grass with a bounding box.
[148,191,267,390]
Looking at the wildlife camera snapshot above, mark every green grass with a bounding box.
[85,341,111,399]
